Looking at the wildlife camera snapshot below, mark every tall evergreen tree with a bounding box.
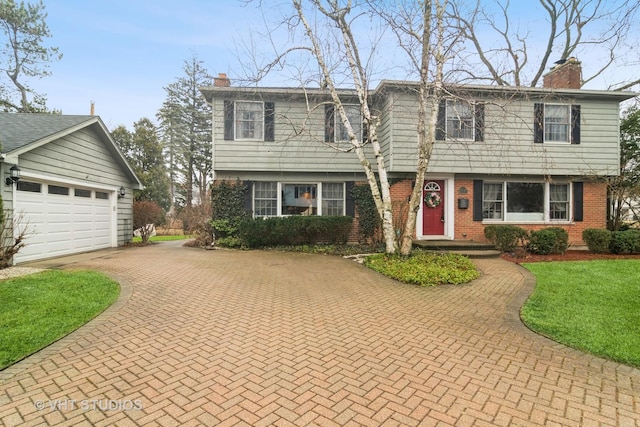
[157,55,212,207]
[112,119,171,211]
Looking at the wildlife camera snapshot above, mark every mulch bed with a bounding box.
[501,250,640,263]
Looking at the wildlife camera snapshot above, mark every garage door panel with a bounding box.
[14,184,114,263]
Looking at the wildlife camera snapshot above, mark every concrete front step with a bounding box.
[412,240,501,258]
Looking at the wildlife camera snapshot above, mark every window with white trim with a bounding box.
[482,182,570,222]
[544,104,570,142]
[336,105,362,142]
[446,100,474,140]
[253,182,346,217]
[254,182,278,217]
[322,183,345,216]
[235,101,264,140]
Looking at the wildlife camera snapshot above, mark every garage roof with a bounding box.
[0,112,142,188]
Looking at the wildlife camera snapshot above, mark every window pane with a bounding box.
[549,184,569,220]
[48,185,69,195]
[17,181,41,193]
[96,191,109,200]
[254,182,277,217]
[482,183,503,219]
[75,188,91,198]
[506,183,544,221]
[236,102,263,140]
[322,183,344,216]
[544,105,570,142]
[336,105,361,142]
[446,100,474,140]
[282,184,317,215]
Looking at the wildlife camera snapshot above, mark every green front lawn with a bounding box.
[0,270,120,369]
[132,234,190,243]
[522,260,640,367]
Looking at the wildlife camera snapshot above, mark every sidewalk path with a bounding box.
[1,241,639,426]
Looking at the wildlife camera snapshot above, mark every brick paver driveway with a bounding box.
[1,241,639,426]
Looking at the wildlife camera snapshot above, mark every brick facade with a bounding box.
[386,178,607,247]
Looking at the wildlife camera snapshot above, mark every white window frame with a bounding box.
[446,100,474,141]
[483,181,572,223]
[336,104,362,142]
[544,104,571,143]
[235,101,264,141]
[253,182,346,217]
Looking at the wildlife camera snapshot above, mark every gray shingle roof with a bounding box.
[0,112,95,153]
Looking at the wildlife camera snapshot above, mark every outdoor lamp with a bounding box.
[118,186,126,198]
[5,165,21,186]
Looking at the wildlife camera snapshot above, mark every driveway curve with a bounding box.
[1,241,639,426]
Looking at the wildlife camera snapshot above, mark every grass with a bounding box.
[364,251,480,286]
[0,270,120,369]
[522,260,640,367]
[132,234,190,243]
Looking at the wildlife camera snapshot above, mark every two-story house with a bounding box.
[200,61,635,246]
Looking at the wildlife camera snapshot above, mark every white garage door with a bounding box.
[14,180,113,263]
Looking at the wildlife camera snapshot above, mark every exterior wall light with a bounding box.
[118,186,126,198]
[5,165,21,186]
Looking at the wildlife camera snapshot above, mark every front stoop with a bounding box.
[413,240,501,258]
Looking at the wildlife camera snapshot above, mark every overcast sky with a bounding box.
[34,1,638,131]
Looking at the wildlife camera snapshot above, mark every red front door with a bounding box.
[423,180,445,236]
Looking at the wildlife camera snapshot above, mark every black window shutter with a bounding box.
[534,103,544,143]
[362,119,369,144]
[243,181,253,214]
[573,182,583,222]
[264,102,275,141]
[345,182,355,216]
[325,105,335,142]
[571,105,581,145]
[224,101,234,140]
[473,180,483,221]
[474,102,485,142]
[436,99,446,141]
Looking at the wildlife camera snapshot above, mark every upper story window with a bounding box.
[236,101,263,140]
[224,100,275,141]
[534,103,581,144]
[446,100,474,140]
[436,99,484,142]
[325,104,362,143]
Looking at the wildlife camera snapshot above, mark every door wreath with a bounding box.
[424,191,441,208]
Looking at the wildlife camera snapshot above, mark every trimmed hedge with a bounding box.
[610,229,640,254]
[527,227,569,255]
[582,229,612,254]
[484,225,528,252]
[238,216,353,248]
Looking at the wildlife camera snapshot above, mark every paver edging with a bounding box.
[0,270,134,383]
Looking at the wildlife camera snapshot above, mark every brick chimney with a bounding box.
[214,73,231,87]
[543,57,582,89]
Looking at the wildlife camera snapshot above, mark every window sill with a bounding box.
[482,220,573,225]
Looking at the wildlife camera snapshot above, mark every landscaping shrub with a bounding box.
[238,216,353,248]
[133,200,165,243]
[527,227,568,255]
[582,228,612,254]
[484,225,527,252]
[210,180,251,240]
[610,229,640,254]
[364,251,480,286]
[351,184,380,244]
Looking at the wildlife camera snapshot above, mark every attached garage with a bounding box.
[0,113,142,264]
[14,181,115,263]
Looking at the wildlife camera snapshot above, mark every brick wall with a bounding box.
[459,180,607,247]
